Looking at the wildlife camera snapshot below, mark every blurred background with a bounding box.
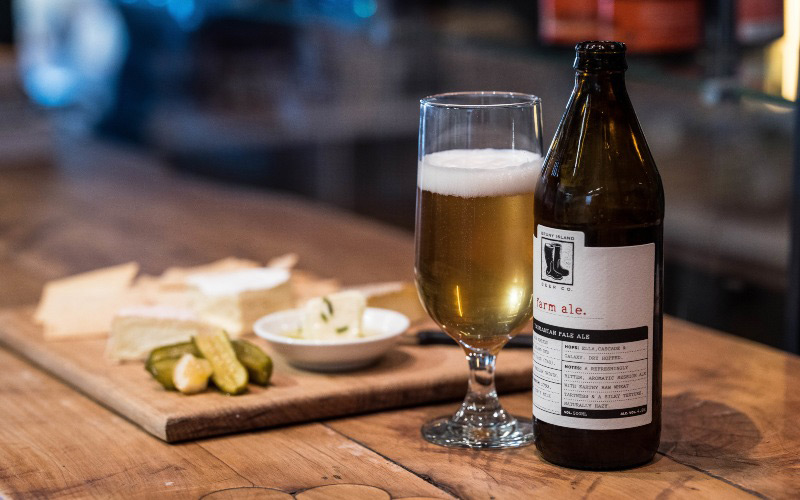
[0,0,797,351]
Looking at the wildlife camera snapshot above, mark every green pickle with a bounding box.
[232,339,273,386]
[192,329,249,395]
[146,358,179,391]
[145,342,199,372]
[145,334,273,393]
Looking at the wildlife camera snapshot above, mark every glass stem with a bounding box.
[452,350,516,428]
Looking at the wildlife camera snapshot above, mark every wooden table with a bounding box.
[1,139,798,499]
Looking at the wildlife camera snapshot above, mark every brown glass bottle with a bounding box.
[532,42,664,470]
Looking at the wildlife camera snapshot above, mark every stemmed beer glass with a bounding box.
[415,92,543,448]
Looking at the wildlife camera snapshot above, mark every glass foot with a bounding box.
[422,415,534,449]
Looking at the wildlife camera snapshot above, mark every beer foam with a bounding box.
[418,149,542,197]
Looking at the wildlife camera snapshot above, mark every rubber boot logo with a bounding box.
[541,239,574,285]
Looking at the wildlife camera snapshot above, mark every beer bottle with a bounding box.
[532,41,664,469]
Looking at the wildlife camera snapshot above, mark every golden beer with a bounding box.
[414,149,539,353]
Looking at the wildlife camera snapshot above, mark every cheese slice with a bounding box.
[105,306,205,361]
[35,262,140,339]
[346,281,428,323]
[158,257,262,290]
[301,290,366,340]
[187,267,293,337]
[123,274,194,310]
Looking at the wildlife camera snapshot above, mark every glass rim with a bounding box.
[420,91,541,109]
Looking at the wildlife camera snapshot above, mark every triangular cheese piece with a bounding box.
[35,262,139,339]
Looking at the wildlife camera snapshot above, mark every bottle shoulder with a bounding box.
[536,88,664,227]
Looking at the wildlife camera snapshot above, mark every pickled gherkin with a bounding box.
[145,342,199,372]
[232,339,273,386]
[146,358,179,391]
[192,329,248,395]
[145,332,273,394]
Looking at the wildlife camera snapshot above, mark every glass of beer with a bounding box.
[415,92,543,448]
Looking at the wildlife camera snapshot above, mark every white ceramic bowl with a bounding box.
[253,307,410,372]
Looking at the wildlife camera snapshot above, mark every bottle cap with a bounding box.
[574,41,627,72]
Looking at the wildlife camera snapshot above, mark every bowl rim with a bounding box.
[253,307,410,347]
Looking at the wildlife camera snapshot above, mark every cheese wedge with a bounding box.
[187,268,293,337]
[36,262,140,339]
[159,257,262,290]
[346,281,428,323]
[301,290,366,340]
[106,306,205,361]
[124,274,194,310]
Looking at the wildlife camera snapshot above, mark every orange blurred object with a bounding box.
[539,0,704,53]
[539,0,599,45]
[598,0,703,53]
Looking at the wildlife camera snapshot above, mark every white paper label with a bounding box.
[532,225,654,430]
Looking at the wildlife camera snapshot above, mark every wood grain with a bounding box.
[198,427,451,499]
[326,318,800,499]
[0,144,416,295]
[322,315,800,499]
[294,484,391,499]
[0,308,531,442]
[326,392,754,499]
[0,348,248,499]
[660,317,800,499]
[0,349,452,499]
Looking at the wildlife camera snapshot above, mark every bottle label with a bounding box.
[533,225,654,430]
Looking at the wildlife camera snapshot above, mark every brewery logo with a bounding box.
[541,238,574,286]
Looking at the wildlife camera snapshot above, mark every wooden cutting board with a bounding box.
[0,308,532,442]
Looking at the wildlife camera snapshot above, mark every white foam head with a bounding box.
[418,149,542,197]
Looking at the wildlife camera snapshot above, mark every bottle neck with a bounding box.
[573,70,629,100]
